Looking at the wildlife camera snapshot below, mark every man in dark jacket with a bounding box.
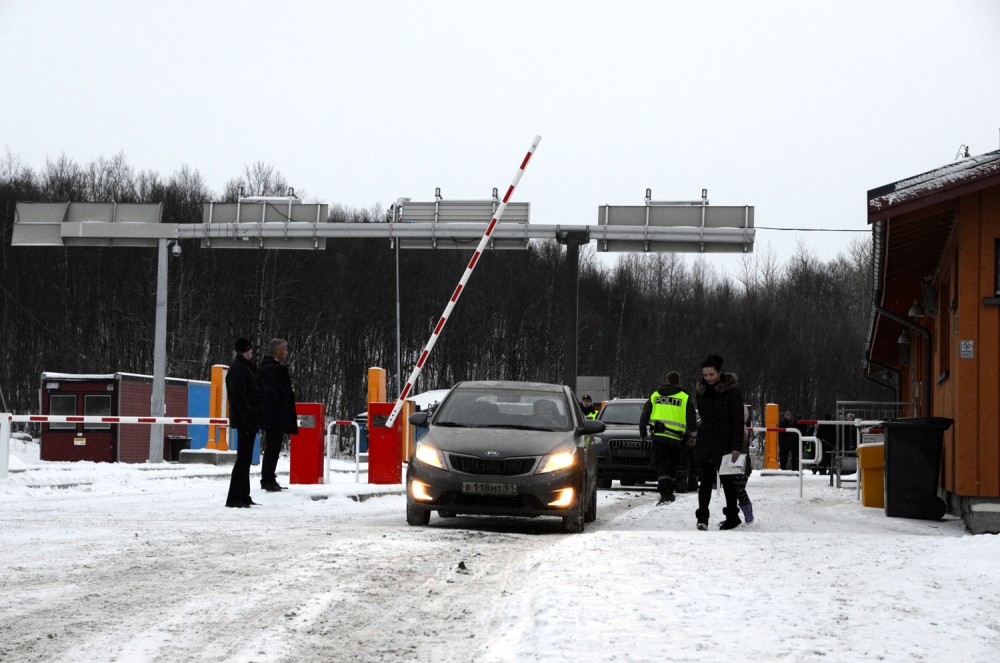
[226,337,265,508]
[640,371,698,505]
[258,338,298,491]
[815,414,837,475]
[778,410,800,471]
[693,355,746,530]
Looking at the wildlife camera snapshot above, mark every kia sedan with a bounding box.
[406,381,606,533]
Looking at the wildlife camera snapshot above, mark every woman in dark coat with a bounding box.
[225,337,265,508]
[693,354,746,530]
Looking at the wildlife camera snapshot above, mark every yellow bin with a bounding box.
[858,442,885,508]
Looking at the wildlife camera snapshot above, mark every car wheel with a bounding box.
[597,476,612,490]
[584,483,597,523]
[438,510,456,518]
[406,500,430,526]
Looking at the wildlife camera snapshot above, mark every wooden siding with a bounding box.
[945,188,1000,497]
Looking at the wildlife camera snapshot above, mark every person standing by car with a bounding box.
[639,371,697,505]
[693,355,746,530]
[258,338,298,492]
[225,337,265,508]
[580,395,600,420]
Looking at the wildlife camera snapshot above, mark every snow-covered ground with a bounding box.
[2,438,998,663]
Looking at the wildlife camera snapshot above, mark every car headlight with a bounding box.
[414,441,446,469]
[537,449,576,474]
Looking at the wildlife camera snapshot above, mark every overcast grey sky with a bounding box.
[3,0,999,273]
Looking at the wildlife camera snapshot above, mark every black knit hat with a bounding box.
[234,337,253,353]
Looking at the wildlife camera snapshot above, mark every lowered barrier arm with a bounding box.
[2,413,231,480]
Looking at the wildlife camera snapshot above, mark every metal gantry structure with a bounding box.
[12,190,754,461]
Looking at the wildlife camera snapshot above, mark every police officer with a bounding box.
[580,394,600,420]
[639,371,698,505]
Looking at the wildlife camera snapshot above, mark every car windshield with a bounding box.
[598,402,644,425]
[433,386,572,431]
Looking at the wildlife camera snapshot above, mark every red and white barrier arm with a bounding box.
[384,135,542,428]
[6,414,231,426]
[1,413,231,480]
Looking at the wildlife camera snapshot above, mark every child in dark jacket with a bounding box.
[731,403,755,524]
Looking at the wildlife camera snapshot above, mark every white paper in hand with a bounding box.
[719,453,747,475]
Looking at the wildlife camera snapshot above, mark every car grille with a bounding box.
[447,454,536,476]
[608,438,654,466]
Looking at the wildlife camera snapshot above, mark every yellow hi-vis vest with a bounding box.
[649,390,688,441]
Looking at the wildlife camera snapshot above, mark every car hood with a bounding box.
[423,426,578,458]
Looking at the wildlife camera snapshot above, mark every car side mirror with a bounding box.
[581,419,605,435]
[408,411,429,427]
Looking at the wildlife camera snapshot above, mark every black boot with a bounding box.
[657,476,675,505]
[719,506,741,530]
[695,507,709,530]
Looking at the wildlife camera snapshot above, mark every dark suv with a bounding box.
[593,398,698,491]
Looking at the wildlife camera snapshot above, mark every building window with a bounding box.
[48,394,77,430]
[84,395,112,430]
[938,278,950,377]
[995,239,1000,296]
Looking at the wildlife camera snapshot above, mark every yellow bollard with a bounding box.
[208,364,229,451]
[764,403,779,469]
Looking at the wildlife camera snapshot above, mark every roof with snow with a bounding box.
[868,149,1000,221]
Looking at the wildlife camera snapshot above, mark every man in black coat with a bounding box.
[225,337,265,508]
[258,338,298,491]
[778,410,800,471]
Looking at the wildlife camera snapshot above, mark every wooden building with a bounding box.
[865,148,1000,533]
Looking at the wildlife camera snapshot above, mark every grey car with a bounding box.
[594,398,699,491]
[406,381,606,533]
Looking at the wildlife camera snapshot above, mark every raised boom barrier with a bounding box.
[384,135,541,428]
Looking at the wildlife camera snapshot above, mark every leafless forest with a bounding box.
[0,153,887,421]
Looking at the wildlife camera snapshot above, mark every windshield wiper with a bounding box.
[489,424,557,431]
[433,421,467,428]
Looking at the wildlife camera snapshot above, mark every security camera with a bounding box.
[170,242,182,257]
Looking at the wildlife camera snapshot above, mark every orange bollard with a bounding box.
[764,403,779,469]
[207,364,229,451]
[367,367,387,405]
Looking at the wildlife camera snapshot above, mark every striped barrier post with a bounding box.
[384,135,542,428]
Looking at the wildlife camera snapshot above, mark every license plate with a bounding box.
[462,481,518,496]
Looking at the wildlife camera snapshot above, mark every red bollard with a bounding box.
[289,403,325,484]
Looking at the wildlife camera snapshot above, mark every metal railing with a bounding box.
[324,419,364,484]
[749,426,822,497]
